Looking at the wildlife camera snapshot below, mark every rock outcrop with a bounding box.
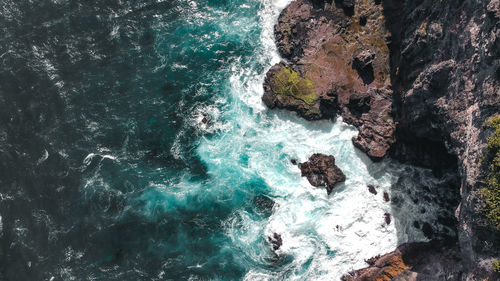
[264,0,500,278]
[299,153,346,194]
[384,0,500,278]
[341,241,465,281]
[268,232,283,251]
[263,0,396,160]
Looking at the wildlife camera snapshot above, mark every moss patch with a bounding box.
[272,67,317,105]
[494,259,500,273]
[481,115,500,230]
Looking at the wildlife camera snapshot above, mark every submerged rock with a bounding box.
[299,153,346,194]
[253,195,275,217]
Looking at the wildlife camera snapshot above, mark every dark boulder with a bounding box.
[268,233,283,251]
[367,184,377,195]
[299,153,346,194]
[384,213,391,225]
[201,114,210,125]
[383,191,390,202]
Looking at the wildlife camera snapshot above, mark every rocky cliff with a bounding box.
[263,0,500,279]
[388,0,499,279]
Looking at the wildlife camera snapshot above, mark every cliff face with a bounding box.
[263,0,500,279]
[388,0,500,278]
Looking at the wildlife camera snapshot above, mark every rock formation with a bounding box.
[341,241,464,281]
[299,153,346,194]
[268,232,283,251]
[385,0,500,278]
[262,0,396,160]
[263,0,500,278]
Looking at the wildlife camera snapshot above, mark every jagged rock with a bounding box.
[268,233,283,251]
[383,192,390,202]
[367,184,377,195]
[201,114,210,125]
[347,92,371,119]
[299,153,346,194]
[488,0,500,19]
[341,241,464,281]
[263,62,334,120]
[384,213,391,225]
[265,0,500,277]
[263,0,396,160]
[352,50,375,84]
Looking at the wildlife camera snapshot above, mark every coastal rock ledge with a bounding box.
[341,241,464,281]
[262,0,396,160]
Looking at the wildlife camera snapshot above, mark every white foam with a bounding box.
[196,0,447,280]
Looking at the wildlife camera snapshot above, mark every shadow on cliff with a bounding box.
[377,0,463,246]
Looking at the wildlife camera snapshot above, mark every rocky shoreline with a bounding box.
[263,0,500,279]
[341,241,463,281]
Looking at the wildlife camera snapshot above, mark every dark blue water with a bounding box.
[0,0,456,280]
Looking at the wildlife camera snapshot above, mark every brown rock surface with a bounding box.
[263,0,396,160]
[299,153,346,194]
[341,241,464,281]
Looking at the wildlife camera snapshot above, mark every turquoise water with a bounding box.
[0,0,456,280]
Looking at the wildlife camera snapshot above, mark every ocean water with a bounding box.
[0,0,458,280]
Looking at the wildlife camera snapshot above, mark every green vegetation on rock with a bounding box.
[272,67,317,106]
[494,259,500,273]
[481,115,500,231]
